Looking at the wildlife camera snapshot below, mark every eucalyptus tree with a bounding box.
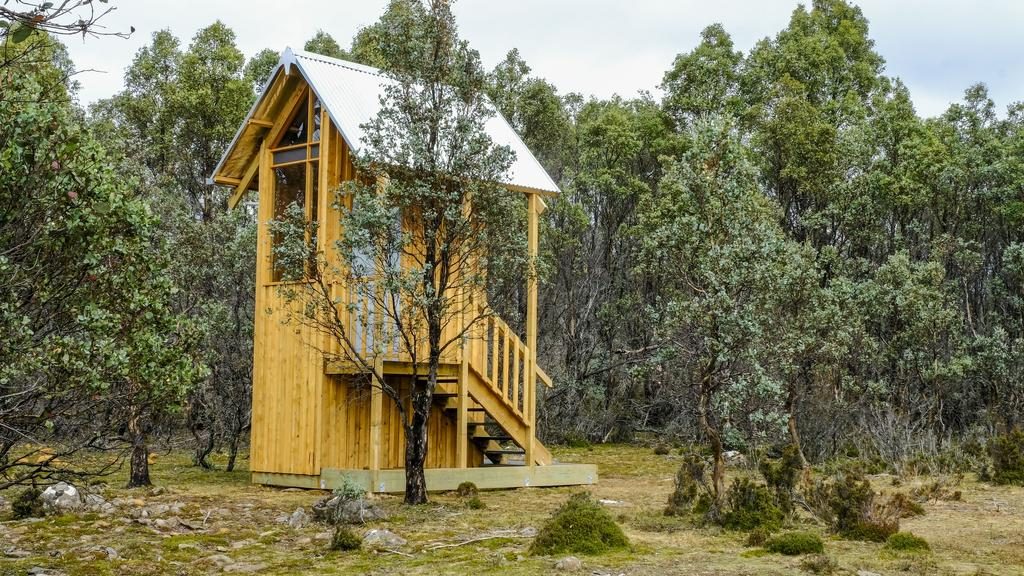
[95,23,257,469]
[636,120,795,498]
[0,32,201,489]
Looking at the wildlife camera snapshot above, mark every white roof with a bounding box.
[214,48,559,195]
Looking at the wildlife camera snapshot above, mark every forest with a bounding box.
[2,0,1024,575]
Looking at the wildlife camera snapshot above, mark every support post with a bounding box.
[456,292,469,468]
[525,193,540,467]
[369,355,384,488]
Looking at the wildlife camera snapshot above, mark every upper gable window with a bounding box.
[269,88,322,282]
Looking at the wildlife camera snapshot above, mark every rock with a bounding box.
[296,537,312,545]
[287,507,309,529]
[555,556,583,571]
[3,548,30,558]
[178,543,200,551]
[203,554,235,567]
[723,450,747,467]
[362,529,407,550]
[313,531,332,541]
[153,517,181,531]
[130,498,145,507]
[518,527,537,538]
[148,486,168,496]
[146,503,170,517]
[223,563,268,573]
[312,494,386,524]
[40,482,82,514]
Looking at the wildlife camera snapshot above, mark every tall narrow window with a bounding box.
[269,88,322,282]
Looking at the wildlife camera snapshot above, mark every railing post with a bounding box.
[456,291,469,469]
[525,193,540,467]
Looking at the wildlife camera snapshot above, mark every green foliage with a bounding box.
[530,493,629,556]
[455,482,478,498]
[987,429,1024,486]
[764,531,824,556]
[889,492,926,518]
[330,526,362,551]
[665,452,709,517]
[720,478,784,532]
[334,475,367,502]
[884,532,931,553]
[465,496,486,510]
[799,554,838,574]
[759,444,804,513]
[653,445,670,456]
[11,488,44,519]
[746,527,771,547]
[804,467,899,542]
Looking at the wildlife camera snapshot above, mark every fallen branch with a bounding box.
[423,530,531,551]
[381,548,415,558]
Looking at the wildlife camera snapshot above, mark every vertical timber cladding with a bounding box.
[318,376,486,470]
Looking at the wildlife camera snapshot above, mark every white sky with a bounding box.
[62,0,1024,118]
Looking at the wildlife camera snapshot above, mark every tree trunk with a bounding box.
[192,425,215,469]
[226,435,239,472]
[785,382,809,468]
[404,364,434,505]
[697,384,724,500]
[127,414,151,488]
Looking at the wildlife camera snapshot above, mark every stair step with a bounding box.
[471,435,513,443]
[484,448,525,455]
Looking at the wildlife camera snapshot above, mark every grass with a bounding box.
[0,445,1023,575]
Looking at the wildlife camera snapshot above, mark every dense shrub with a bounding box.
[456,481,478,497]
[764,531,824,555]
[746,527,771,547]
[720,478,783,532]
[466,495,486,510]
[653,445,670,456]
[11,487,44,519]
[889,492,925,517]
[530,493,629,556]
[884,531,930,552]
[759,444,804,513]
[804,467,899,542]
[330,526,362,551]
[987,429,1024,485]
[665,452,710,517]
[799,553,838,574]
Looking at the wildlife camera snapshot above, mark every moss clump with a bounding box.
[12,487,44,519]
[530,492,629,556]
[465,495,486,510]
[653,445,670,456]
[764,531,825,556]
[720,478,783,532]
[455,481,478,498]
[884,531,930,553]
[988,429,1024,486]
[330,526,362,551]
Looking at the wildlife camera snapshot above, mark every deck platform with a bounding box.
[253,463,598,493]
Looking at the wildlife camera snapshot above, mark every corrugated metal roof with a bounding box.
[213,48,560,195]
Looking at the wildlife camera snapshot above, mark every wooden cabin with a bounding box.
[211,48,596,492]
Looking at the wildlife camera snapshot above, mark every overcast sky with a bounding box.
[62,0,1024,118]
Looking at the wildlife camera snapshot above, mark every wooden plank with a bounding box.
[227,153,260,210]
[369,355,384,475]
[456,342,469,468]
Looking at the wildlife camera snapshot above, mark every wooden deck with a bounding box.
[252,463,598,493]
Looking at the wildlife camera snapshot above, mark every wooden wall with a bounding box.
[250,111,484,476]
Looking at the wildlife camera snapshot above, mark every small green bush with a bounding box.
[764,531,825,556]
[564,433,591,449]
[665,452,708,517]
[466,495,486,510]
[653,444,670,456]
[720,478,783,532]
[759,444,804,514]
[889,492,925,517]
[884,531,930,553]
[799,553,838,574]
[455,481,478,498]
[988,429,1024,486]
[330,526,362,551]
[746,527,771,547]
[803,467,899,542]
[530,492,629,556]
[12,487,44,519]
